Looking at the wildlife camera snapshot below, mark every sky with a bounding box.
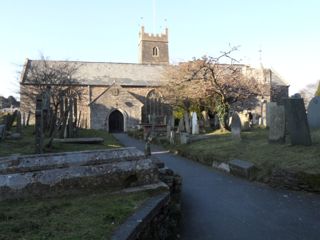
[1,0,320,99]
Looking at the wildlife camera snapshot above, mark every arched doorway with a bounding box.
[109,110,124,132]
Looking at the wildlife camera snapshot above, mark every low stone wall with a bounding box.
[112,160,182,240]
[0,148,159,201]
[270,168,320,192]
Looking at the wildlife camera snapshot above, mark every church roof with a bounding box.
[21,59,167,86]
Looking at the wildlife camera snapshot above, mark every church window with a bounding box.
[145,89,163,123]
[152,47,159,57]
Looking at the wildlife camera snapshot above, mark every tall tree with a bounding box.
[163,47,262,130]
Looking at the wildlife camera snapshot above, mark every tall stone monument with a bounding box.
[284,98,312,146]
[191,112,199,135]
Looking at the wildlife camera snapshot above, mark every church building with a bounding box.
[20,27,289,132]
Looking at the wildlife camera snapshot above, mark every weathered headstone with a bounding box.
[307,96,320,129]
[180,132,189,144]
[169,130,175,144]
[184,112,191,134]
[202,111,210,128]
[166,124,171,139]
[266,102,277,127]
[284,98,312,146]
[35,95,44,154]
[191,112,199,135]
[178,118,185,132]
[16,111,21,134]
[231,112,241,139]
[238,112,250,131]
[0,124,6,142]
[268,104,285,143]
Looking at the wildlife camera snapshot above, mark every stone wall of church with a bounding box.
[89,85,144,131]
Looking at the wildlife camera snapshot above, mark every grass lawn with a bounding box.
[0,191,151,240]
[0,126,121,157]
[177,128,320,180]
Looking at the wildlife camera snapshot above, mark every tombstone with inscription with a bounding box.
[307,96,320,129]
[268,104,285,143]
[191,112,199,135]
[231,112,241,139]
[284,98,312,146]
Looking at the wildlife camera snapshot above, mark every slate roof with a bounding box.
[21,59,167,86]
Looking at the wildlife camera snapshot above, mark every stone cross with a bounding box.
[231,112,241,139]
[268,104,285,143]
[307,96,320,129]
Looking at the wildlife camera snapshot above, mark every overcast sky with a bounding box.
[1,0,320,98]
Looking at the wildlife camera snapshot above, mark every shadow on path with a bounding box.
[113,133,320,240]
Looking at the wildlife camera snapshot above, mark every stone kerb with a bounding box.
[307,96,320,129]
[0,147,159,201]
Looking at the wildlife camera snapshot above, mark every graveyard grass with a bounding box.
[0,191,150,240]
[0,126,121,156]
[177,128,320,180]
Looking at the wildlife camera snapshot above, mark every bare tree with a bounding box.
[20,55,85,146]
[299,82,318,107]
[163,47,262,130]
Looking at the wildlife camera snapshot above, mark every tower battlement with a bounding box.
[139,26,168,43]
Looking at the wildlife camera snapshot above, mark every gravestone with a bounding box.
[35,95,44,154]
[178,118,185,132]
[16,111,22,134]
[307,96,320,129]
[266,102,277,127]
[284,98,312,146]
[0,124,6,142]
[202,111,210,128]
[238,112,250,131]
[231,112,241,139]
[268,104,285,143]
[184,112,191,134]
[180,132,189,144]
[191,112,199,135]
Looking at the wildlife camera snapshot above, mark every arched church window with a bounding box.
[145,89,163,123]
[152,47,159,57]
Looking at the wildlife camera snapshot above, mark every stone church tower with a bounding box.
[138,26,169,65]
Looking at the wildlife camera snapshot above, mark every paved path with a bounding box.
[113,134,320,240]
